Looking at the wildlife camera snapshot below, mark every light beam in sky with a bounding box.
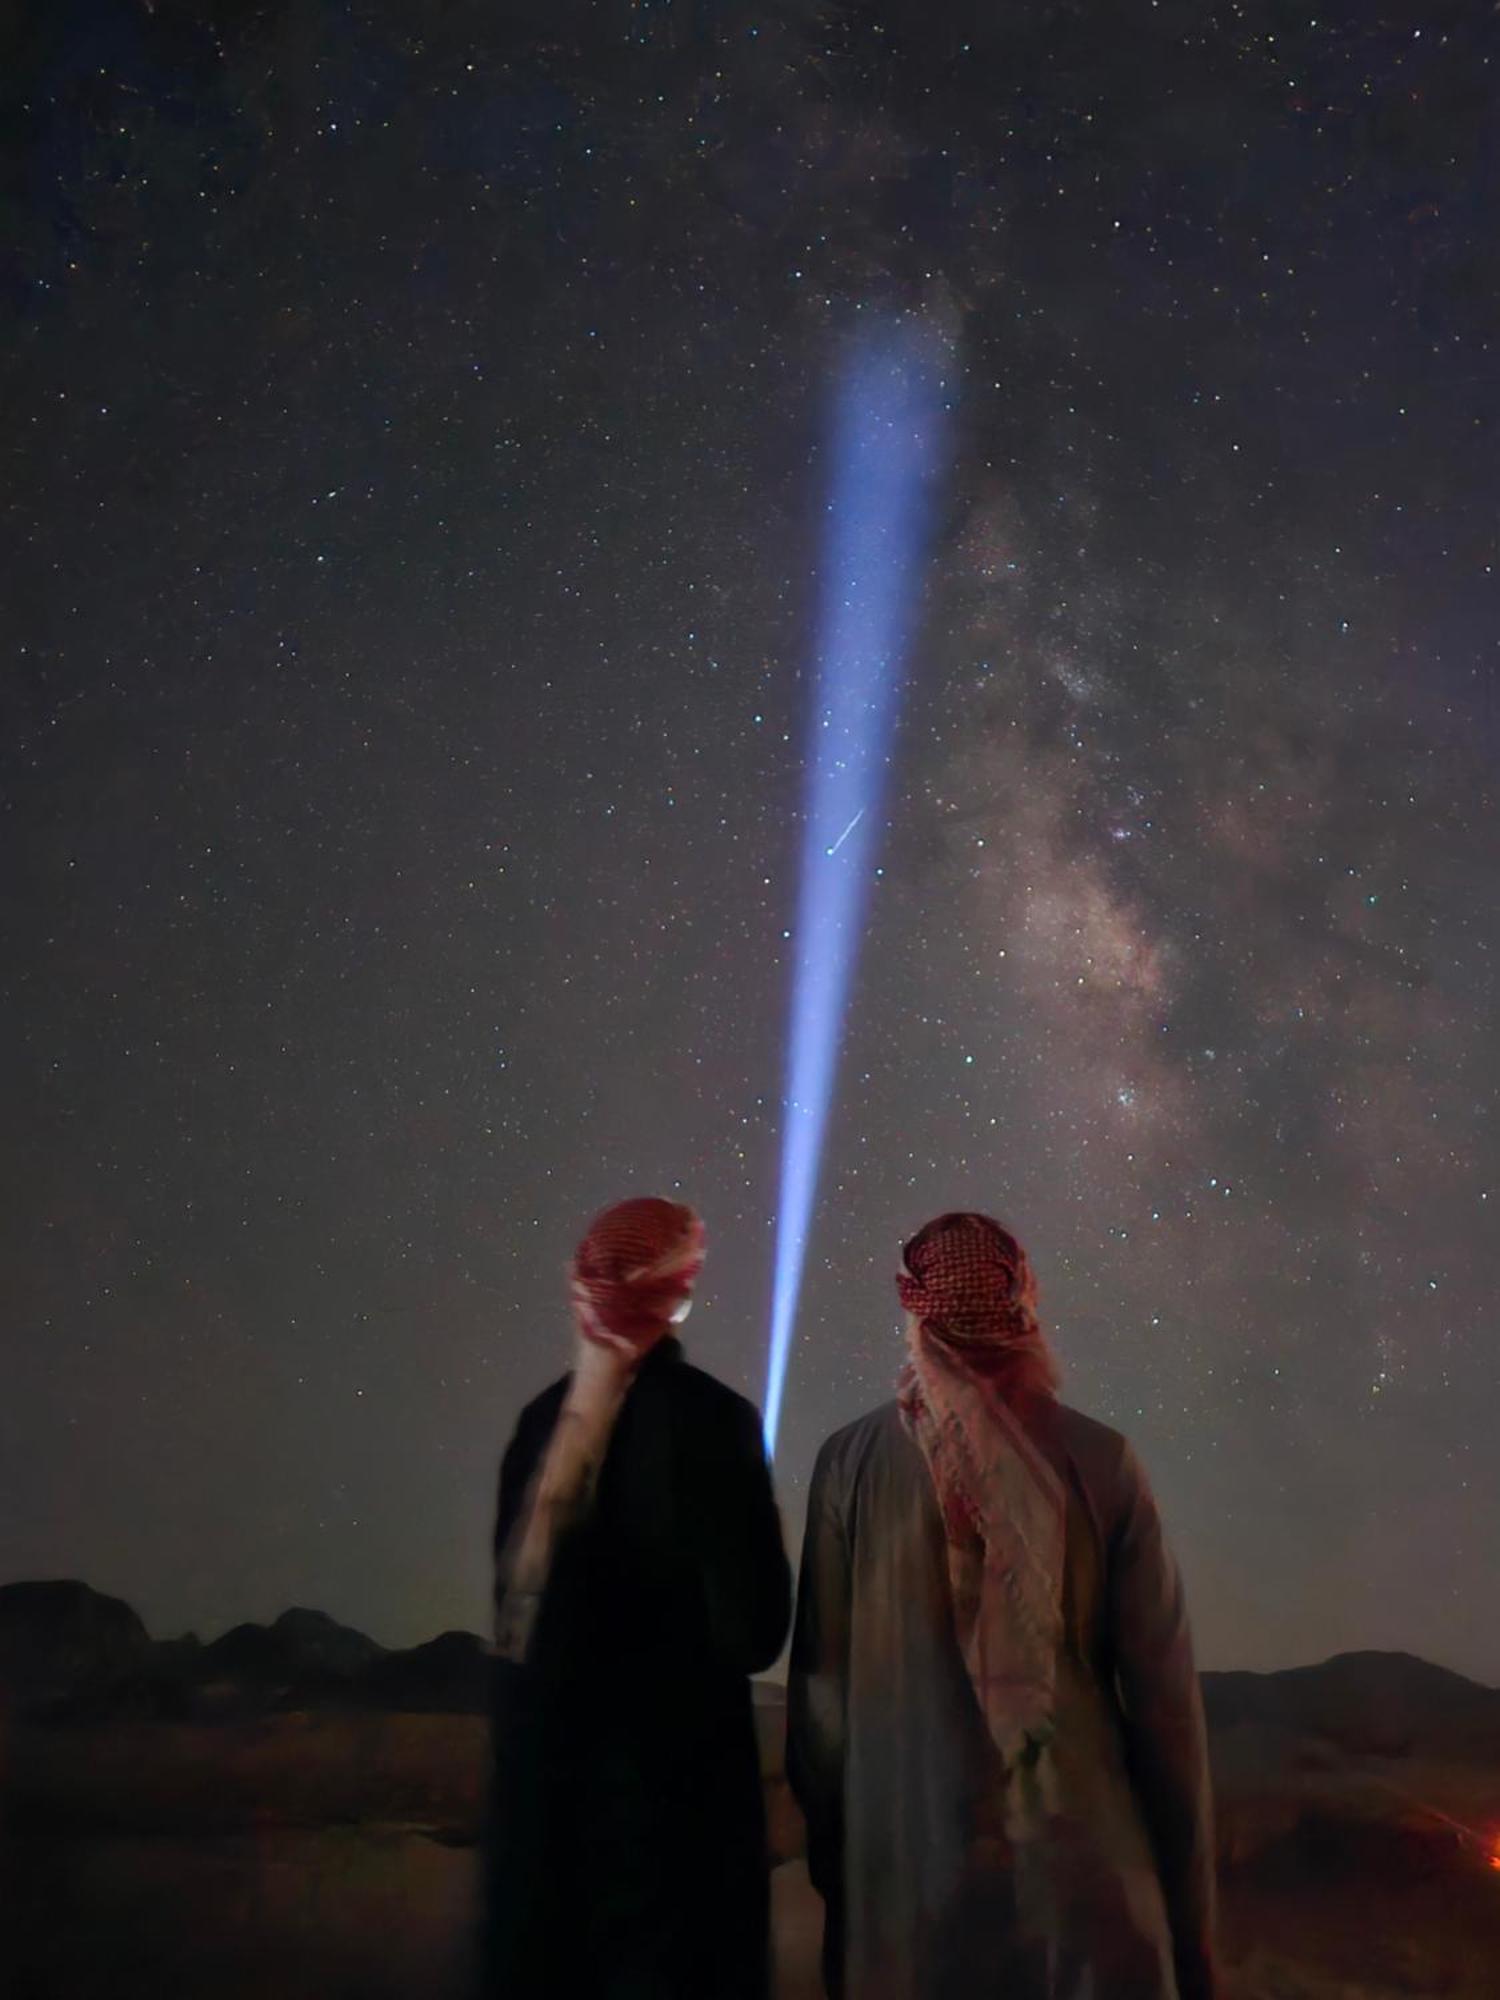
[763,316,952,1454]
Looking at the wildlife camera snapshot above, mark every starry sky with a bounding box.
[4,0,1497,1679]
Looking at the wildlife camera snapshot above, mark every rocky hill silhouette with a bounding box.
[6,1576,1500,1756]
[0,1580,153,1703]
[360,1629,489,1712]
[1200,1648,1500,1762]
[203,1607,386,1683]
[0,1579,488,1719]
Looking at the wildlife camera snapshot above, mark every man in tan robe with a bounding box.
[788,1211,1219,2000]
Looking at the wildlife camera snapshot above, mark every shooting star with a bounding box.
[825,808,866,858]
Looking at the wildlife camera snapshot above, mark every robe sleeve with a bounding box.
[1107,1440,1221,2000]
[786,1438,851,1906]
[690,1394,793,1675]
[492,1399,551,1625]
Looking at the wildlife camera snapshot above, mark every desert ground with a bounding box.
[4,1583,1500,1997]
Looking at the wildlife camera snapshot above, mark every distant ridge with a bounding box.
[0,1580,488,1719]
[362,1631,489,1712]
[1199,1649,1500,1760]
[0,1580,152,1701]
[3,1581,1496,1748]
[202,1608,387,1685]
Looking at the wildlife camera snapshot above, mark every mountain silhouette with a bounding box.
[1200,1650,1500,1760]
[0,1580,152,1701]
[4,1583,1498,1753]
[202,1608,387,1686]
[360,1630,489,1712]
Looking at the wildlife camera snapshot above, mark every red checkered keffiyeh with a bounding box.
[496,1198,705,1666]
[569,1197,706,1358]
[895,1213,1066,1773]
[895,1209,1043,1352]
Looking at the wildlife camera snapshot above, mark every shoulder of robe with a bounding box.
[1050,1400,1148,1520]
[1050,1399,1132,1459]
[662,1356,767,1440]
[514,1375,570,1437]
[813,1401,902,1482]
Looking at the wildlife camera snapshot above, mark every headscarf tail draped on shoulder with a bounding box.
[895,1212,1066,1775]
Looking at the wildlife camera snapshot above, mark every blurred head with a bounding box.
[897,1210,1060,1398]
[569,1196,706,1360]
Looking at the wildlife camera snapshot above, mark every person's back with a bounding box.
[788,1213,1218,2000]
[486,1200,791,2000]
[500,1344,788,1705]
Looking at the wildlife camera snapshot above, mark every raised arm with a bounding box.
[491,1391,560,1626]
[786,1438,852,1908]
[1108,1440,1220,2000]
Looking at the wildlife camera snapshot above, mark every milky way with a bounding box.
[3,2,1496,1677]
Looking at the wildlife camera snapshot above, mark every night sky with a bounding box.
[4,1,1497,1680]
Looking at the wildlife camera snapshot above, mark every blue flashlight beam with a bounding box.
[764,321,951,1454]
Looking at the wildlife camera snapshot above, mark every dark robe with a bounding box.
[484,1338,792,2000]
[788,1398,1219,2000]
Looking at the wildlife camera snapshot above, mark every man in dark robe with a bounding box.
[485,1197,792,1999]
[788,1211,1219,2000]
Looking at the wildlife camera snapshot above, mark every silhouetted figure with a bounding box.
[788,1212,1219,2000]
[485,1198,791,2000]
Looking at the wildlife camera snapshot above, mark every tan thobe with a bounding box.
[788,1398,1219,2000]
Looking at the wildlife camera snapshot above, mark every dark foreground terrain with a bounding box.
[4,1582,1500,1998]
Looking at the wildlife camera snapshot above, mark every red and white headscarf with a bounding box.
[496,1198,705,1664]
[569,1196,706,1359]
[896,1212,1066,1770]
